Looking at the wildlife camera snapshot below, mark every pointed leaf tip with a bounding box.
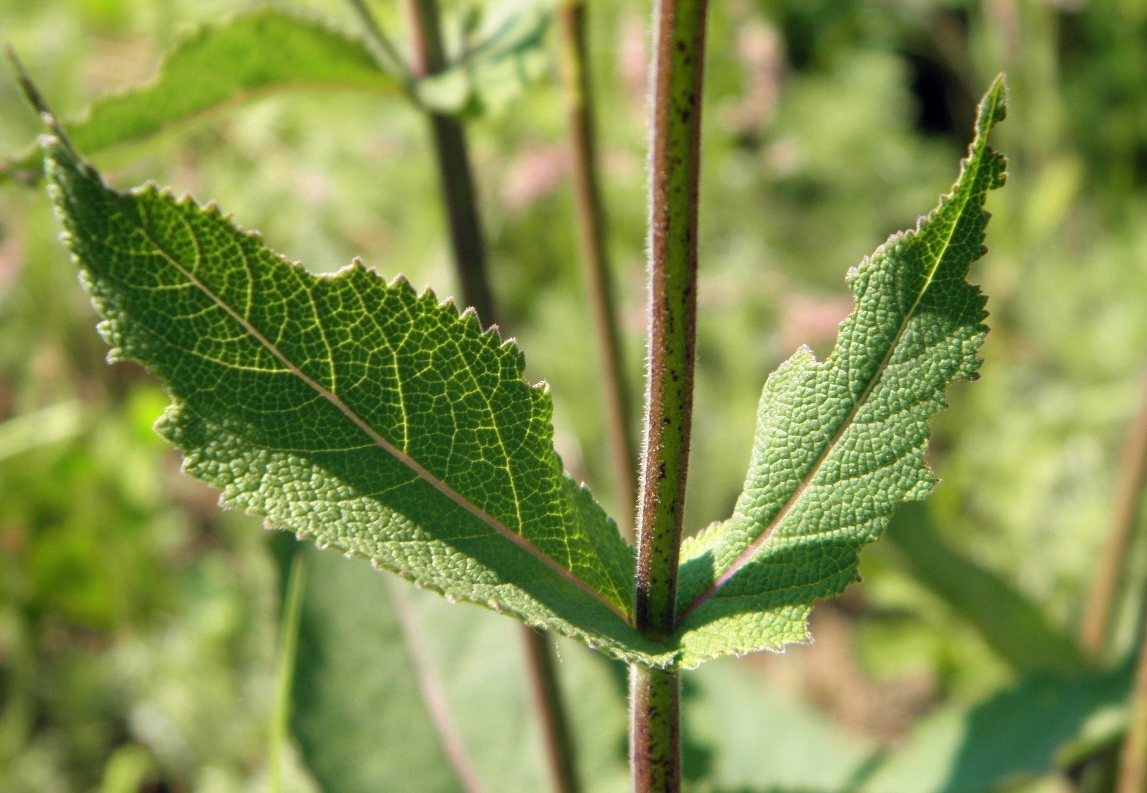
[976,74,1008,137]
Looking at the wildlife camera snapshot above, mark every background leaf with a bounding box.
[285,544,472,793]
[2,9,397,184]
[865,664,1132,793]
[880,502,1084,675]
[278,540,631,793]
[684,658,879,792]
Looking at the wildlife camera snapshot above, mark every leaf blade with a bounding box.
[672,77,1008,667]
[288,546,472,793]
[44,139,670,666]
[3,10,397,183]
[883,501,1085,675]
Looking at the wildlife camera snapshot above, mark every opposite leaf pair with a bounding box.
[37,75,1005,670]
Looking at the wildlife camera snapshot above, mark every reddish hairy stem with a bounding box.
[631,0,709,791]
[634,0,709,644]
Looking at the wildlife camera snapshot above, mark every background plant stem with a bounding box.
[1081,367,1147,660]
[1117,613,1147,792]
[631,0,709,789]
[268,552,306,793]
[400,0,495,323]
[345,0,409,82]
[556,0,638,539]
[395,3,581,792]
[524,628,581,793]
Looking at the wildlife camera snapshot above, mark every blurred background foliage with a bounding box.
[2,0,1147,791]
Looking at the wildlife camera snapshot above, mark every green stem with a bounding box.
[630,666,680,793]
[631,0,709,789]
[396,4,581,792]
[556,0,638,539]
[634,0,709,643]
[523,629,582,793]
[1082,368,1147,661]
[1118,612,1147,792]
[269,552,307,793]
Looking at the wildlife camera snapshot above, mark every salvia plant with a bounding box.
[3,1,1019,791]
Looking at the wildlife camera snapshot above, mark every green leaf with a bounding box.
[672,77,1008,667]
[288,546,472,793]
[43,138,673,666]
[0,402,83,462]
[282,543,631,793]
[2,10,397,184]
[882,502,1084,675]
[684,659,879,791]
[865,664,1132,793]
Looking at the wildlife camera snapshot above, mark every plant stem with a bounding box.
[1082,368,1147,660]
[630,665,680,793]
[397,4,581,792]
[631,0,709,789]
[524,628,581,793]
[1117,611,1147,792]
[401,0,496,324]
[269,552,307,793]
[634,0,709,644]
[556,0,638,538]
[345,0,410,83]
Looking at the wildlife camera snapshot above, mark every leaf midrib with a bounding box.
[122,214,628,624]
[676,147,984,627]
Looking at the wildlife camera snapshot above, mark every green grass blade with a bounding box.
[0,402,83,462]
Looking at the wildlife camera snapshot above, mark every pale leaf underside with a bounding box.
[669,77,1008,668]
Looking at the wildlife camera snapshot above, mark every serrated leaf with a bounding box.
[671,77,1008,667]
[2,10,397,184]
[43,138,674,667]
